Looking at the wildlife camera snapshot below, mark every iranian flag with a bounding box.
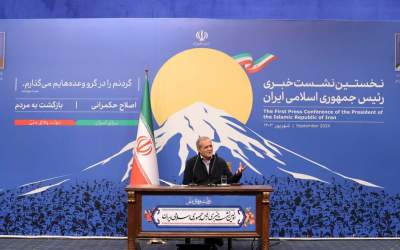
[130,71,160,186]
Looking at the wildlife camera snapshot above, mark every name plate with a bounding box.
[153,206,244,227]
[141,194,256,232]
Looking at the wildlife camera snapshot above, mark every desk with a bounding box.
[126,185,273,250]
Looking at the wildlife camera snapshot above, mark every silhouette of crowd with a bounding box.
[0,176,399,237]
[246,176,400,237]
[0,180,127,236]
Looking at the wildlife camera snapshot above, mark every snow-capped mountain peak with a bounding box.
[155,102,286,175]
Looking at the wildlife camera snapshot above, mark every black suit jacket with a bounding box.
[182,154,242,185]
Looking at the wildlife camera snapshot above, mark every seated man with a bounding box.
[182,136,246,249]
[183,136,245,185]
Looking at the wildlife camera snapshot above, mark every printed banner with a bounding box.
[0,19,399,237]
[142,195,256,232]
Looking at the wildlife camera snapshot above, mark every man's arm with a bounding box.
[182,159,193,185]
[216,158,240,184]
[227,162,245,184]
[227,171,242,184]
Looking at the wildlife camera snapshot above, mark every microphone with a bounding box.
[209,153,217,174]
[191,153,200,185]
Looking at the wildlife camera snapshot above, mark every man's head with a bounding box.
[196,136,213,160]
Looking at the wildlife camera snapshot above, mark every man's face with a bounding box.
[198,139,213,160]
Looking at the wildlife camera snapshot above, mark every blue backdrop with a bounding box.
[0,19,399,237]
[0,0,400,20]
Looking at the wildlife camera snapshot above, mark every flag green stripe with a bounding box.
[233,53,251,60]
[76,120,138,126]
[140,76,155,138]
[253,53,273,66]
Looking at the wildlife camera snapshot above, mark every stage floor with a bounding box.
[0,238,399,250]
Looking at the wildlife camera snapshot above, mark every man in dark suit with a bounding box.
[182,136,246,249]
[183,136,245,185]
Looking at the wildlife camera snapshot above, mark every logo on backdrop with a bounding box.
[136,135,153,156]
[196,30,208,42]
[194,30,210,46]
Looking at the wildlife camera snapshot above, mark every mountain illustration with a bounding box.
[155,102,285,176]
[17,102,382,196]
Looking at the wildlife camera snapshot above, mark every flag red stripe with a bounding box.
[130,155,151,185]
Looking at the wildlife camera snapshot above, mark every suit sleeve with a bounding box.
[182,159,193,185]
[228,171,242,184]
[218,158,242,184]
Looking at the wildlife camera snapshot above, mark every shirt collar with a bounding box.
[200,155,213,162]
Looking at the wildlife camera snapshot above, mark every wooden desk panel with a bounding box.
[126,185,273,250]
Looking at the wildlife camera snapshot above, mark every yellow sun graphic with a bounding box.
[151,48,253,126]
